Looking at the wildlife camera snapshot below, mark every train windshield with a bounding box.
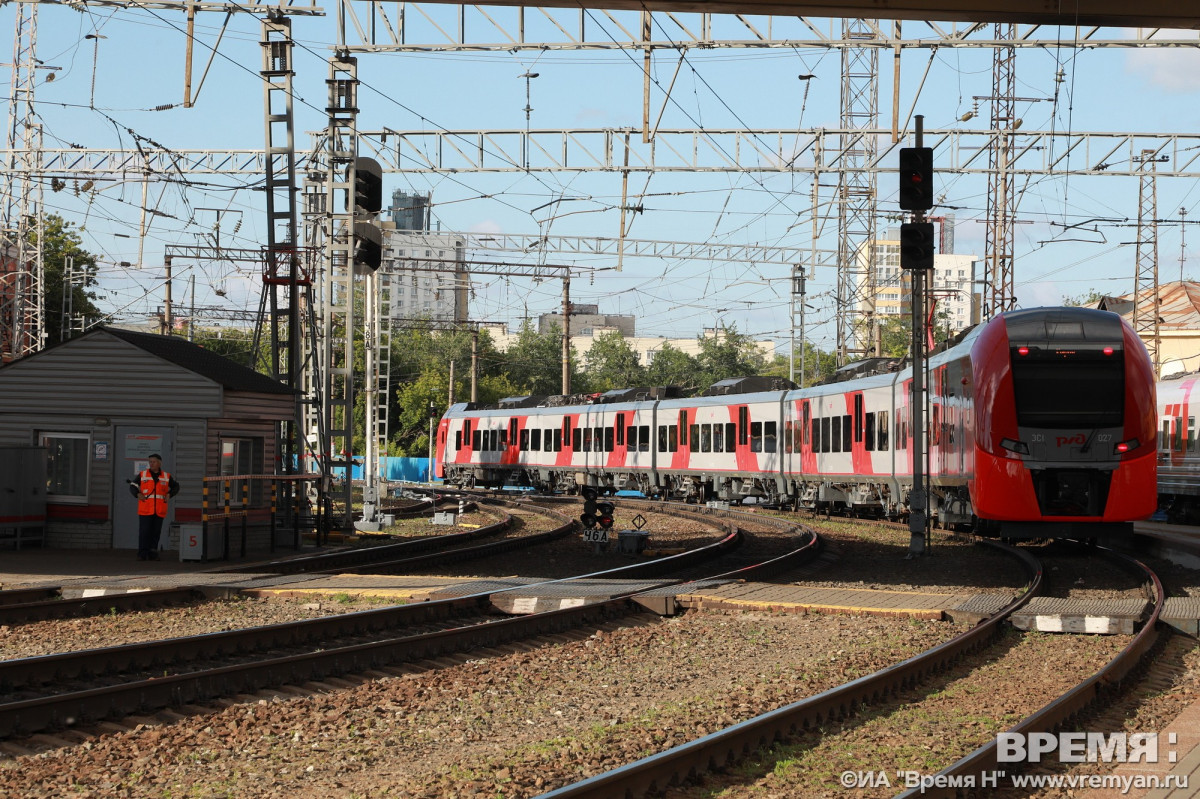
[1010,355,1124,428]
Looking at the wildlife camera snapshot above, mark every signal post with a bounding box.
[899,116,935,557]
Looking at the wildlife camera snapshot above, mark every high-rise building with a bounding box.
[391,190,431,231]
[382,222,469,324]
[859,218,978,335]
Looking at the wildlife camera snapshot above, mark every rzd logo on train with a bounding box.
[1055,434,1086,447]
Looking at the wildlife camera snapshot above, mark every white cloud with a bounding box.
[468,219,504,234]
[1126,48,1200,92]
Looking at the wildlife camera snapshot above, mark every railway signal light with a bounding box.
[351,157,384,271]
[596,502,615,530]
[353,157,384,214]
[581,487,599,528]
[898,147,934,211]
[900,222,935,270]
[353,222,383,271]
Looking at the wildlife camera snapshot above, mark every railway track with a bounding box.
[0,499,564,624]
[0,501,819,751]
[537,542,1164,798]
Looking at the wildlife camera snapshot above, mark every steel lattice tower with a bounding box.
[836,18,879,365]
[1134,149,1163,375]
[318,52,361,531]
[1,3,43,361]
[984,23,1017,318]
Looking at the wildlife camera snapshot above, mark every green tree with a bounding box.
[500,320,582,396]
[582,330,645,391]
[693,324,769,388]
[36,215,102,346]
[191,327,263,370]
[645,342,700,391]
[1063,289,1107,307]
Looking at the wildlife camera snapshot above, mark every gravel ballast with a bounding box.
[0,610,961,797]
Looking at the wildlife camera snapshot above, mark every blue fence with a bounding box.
[334,457,440,483]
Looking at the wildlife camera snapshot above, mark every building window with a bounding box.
[40,431,90,503]
[220,437,265,506]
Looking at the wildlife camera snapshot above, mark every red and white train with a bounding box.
[436,306,1158,537]
[1156,372,1200,523]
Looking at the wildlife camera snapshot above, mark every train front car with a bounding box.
[970,307,1157,538]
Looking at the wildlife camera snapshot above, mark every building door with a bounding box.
[112,427,175,550]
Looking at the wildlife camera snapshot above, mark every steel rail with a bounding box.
[0,587,208,626]
[895,544,1165,798]
[0,502,785,739]
[0,598,646,739]
[538,540,1043,798]
[215,502,503,575]
[0,587,60,606]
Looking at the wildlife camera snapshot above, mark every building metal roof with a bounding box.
[99,327,295,395]
[1097,280,1200,331]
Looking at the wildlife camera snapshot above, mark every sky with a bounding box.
[8,5,1200,358]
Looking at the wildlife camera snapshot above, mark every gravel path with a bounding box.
[0,610,961,797]
[1,514,1189,799]
[0,594,395,660]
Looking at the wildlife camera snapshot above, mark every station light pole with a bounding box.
[899,115,935,557]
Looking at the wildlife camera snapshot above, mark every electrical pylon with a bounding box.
[1134,149,1164,375]
[1,2,44,362]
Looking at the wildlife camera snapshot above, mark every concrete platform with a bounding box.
[674,582,989,620]
[1010,596,1151,634]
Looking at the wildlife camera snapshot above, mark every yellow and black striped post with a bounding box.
[222,479,231,560]
[202,481,210,561]
[240,478,249,558]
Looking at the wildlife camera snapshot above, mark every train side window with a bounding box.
[812,417,821,453]
[572,427,582,451]
[865,412,876,452]
[658,425,668,451]
[531,429,542,451]
[854,394,864,442]
[750,422,763,453]
[783,422,792,454]
[725,422,736,451]
[821,417,831,453]
[690,424,700,451]
[1175,417,1185,452]
[520,429,529,451]
[764,422,777,453]
[594,427,603,451]
[1190,418,1197,451]
[878,411,889,451]
[627,425,637,450]
[472,430,481,450]
[712,425,724,453]
[553,429,562,451]
[605,427,615,452]
[455,431,462,450]
[679,411,689,446]
[739,407,749,446]
[639,425,650,452]
[583,428,593,451]
[842,414,852,451]
[829,417,840,453]
[668,425,679,452]
[700,424,712,453]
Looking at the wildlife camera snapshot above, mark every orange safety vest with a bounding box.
[138,468,173,517]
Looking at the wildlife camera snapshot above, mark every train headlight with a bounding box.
[1114,438,1139,454]
[1000,438,1029,455]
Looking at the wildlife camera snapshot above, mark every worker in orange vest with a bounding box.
[128,453,180,561]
